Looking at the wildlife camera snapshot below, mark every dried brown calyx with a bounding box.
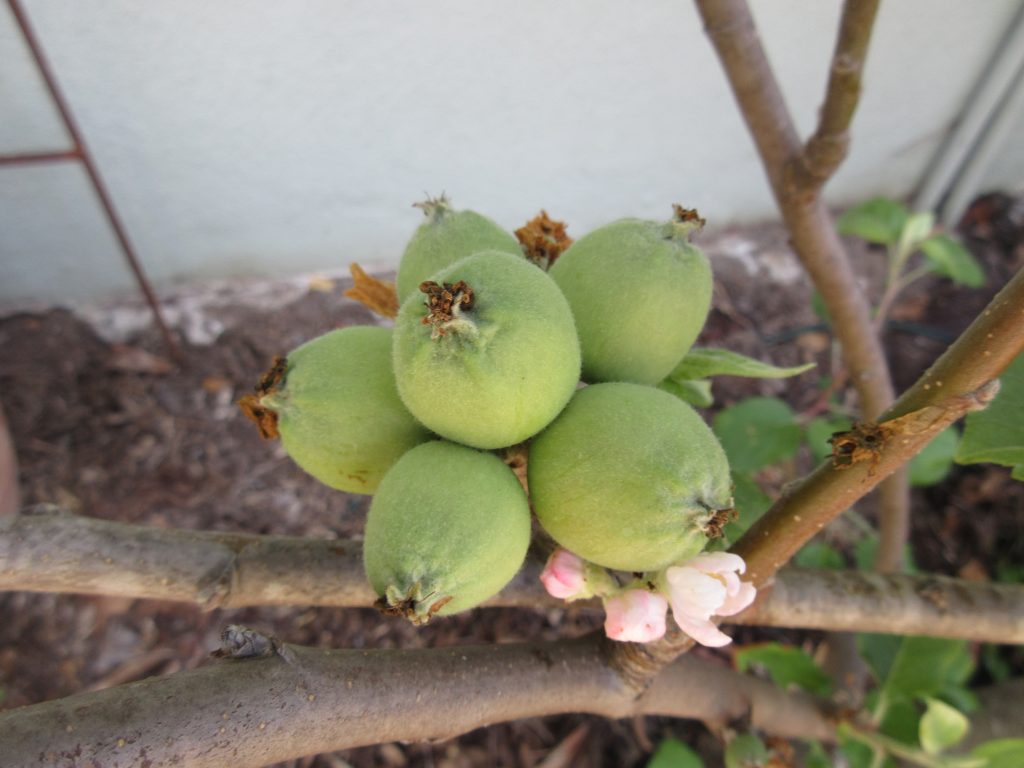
[343,262,399,318]
[702,506,738,539]
[419,280,475,338]
[375,584,453,626]
[666,205,707,242]
[237,356,287,439]
[829,422,889,473]
[515,210,573,269]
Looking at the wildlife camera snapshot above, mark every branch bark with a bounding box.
[4,508,1023,643]
[0,634,835,767]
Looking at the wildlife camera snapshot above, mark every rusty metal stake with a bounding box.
[1,0,184,363]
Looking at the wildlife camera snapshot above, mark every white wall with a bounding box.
[1,0,1022,304]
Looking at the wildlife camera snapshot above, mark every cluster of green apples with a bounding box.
[241,196,733,624]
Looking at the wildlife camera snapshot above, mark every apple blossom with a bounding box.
[540,548,588,600]
[603,589,668,643]
[663,551,756,647]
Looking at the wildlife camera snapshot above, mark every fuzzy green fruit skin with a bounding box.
[364,440,531,618]
[549,218,712,385]
[396,206,523,301]
[393,250,581,450]
[263,326,431,494]
[529,382,732,572]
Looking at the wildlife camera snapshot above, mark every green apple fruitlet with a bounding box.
[364,440,532,623]
[528,382,733,572]
[392,250,581,450]
[549,206,712,385]
[239,326,431,494]
[395,195,523,301]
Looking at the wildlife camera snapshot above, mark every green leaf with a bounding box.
[909,426,959,487]
[879,699,922,745]
[972,739,1024,768]
[858,633,905,685]
[838,737,877,768]
[806,415,852,463]
[804,742,834,768]
[982,644,1013,683]
[855,537,918,573]
[837,197,909,245]
[724,734,769,768]
[897,211,935,257]
[919,234,986,288]
[668,348,815,381]
[735,643,833,696]
[724,472,771,541]
[920,697,970,754]
[794,541,846,570]
[957,351,1024,478]
[713,397,803,473]
[882,637,974,704]
[658,378,714,408]
[647,737,705,768]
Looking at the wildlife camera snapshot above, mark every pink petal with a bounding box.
[716,581,757,617]
[672,611,734,647]
[540,548,586,599]
[603,590,668,644]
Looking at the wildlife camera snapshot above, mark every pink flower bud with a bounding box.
[603,589,668,643]
[664,552,757,647]
[540,548,588,600]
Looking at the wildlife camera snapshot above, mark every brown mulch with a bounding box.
[1,199,1022,767]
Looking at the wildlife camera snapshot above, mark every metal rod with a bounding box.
[6,0,184,363]
[0,149,81,166]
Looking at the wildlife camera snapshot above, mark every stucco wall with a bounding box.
[2,0,1022,304]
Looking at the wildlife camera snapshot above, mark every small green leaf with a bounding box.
[879,699,922,745]
[735,643,833,696]
[658,378,714,408]
[713,397,802,473]
[668,348,815,381]
[882,637,974,704]
[805,415,852,463]
[837,197,909,245]
[804,742,833,768]
[724,734,769,768]
[724,472,771,541]
[897,211,935,257]
[838,737,877,768]
[972,739,1024,768]
[982,644,1013,683]
[909,426,959,487]
[647,737,705,768]
[919,234,985,287]
[794,541,846,570]
[920,697,970,754]
[957,351,1024,478]
[857,633,902,686]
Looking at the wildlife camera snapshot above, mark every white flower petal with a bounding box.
[690,551,747,575]
[716,581,757,617]
[673,611,734,647]
[665,566,727,618]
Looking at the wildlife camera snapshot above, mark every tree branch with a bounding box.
[0,634,835,767]
[793,0,881,188]
[4,508,1023,643]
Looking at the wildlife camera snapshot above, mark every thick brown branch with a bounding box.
[3,509,1023,643]
[694,0,902,574]
[793,0,881,187]
[0,635,834,767]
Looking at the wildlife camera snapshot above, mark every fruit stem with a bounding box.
[419,280,479,340]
